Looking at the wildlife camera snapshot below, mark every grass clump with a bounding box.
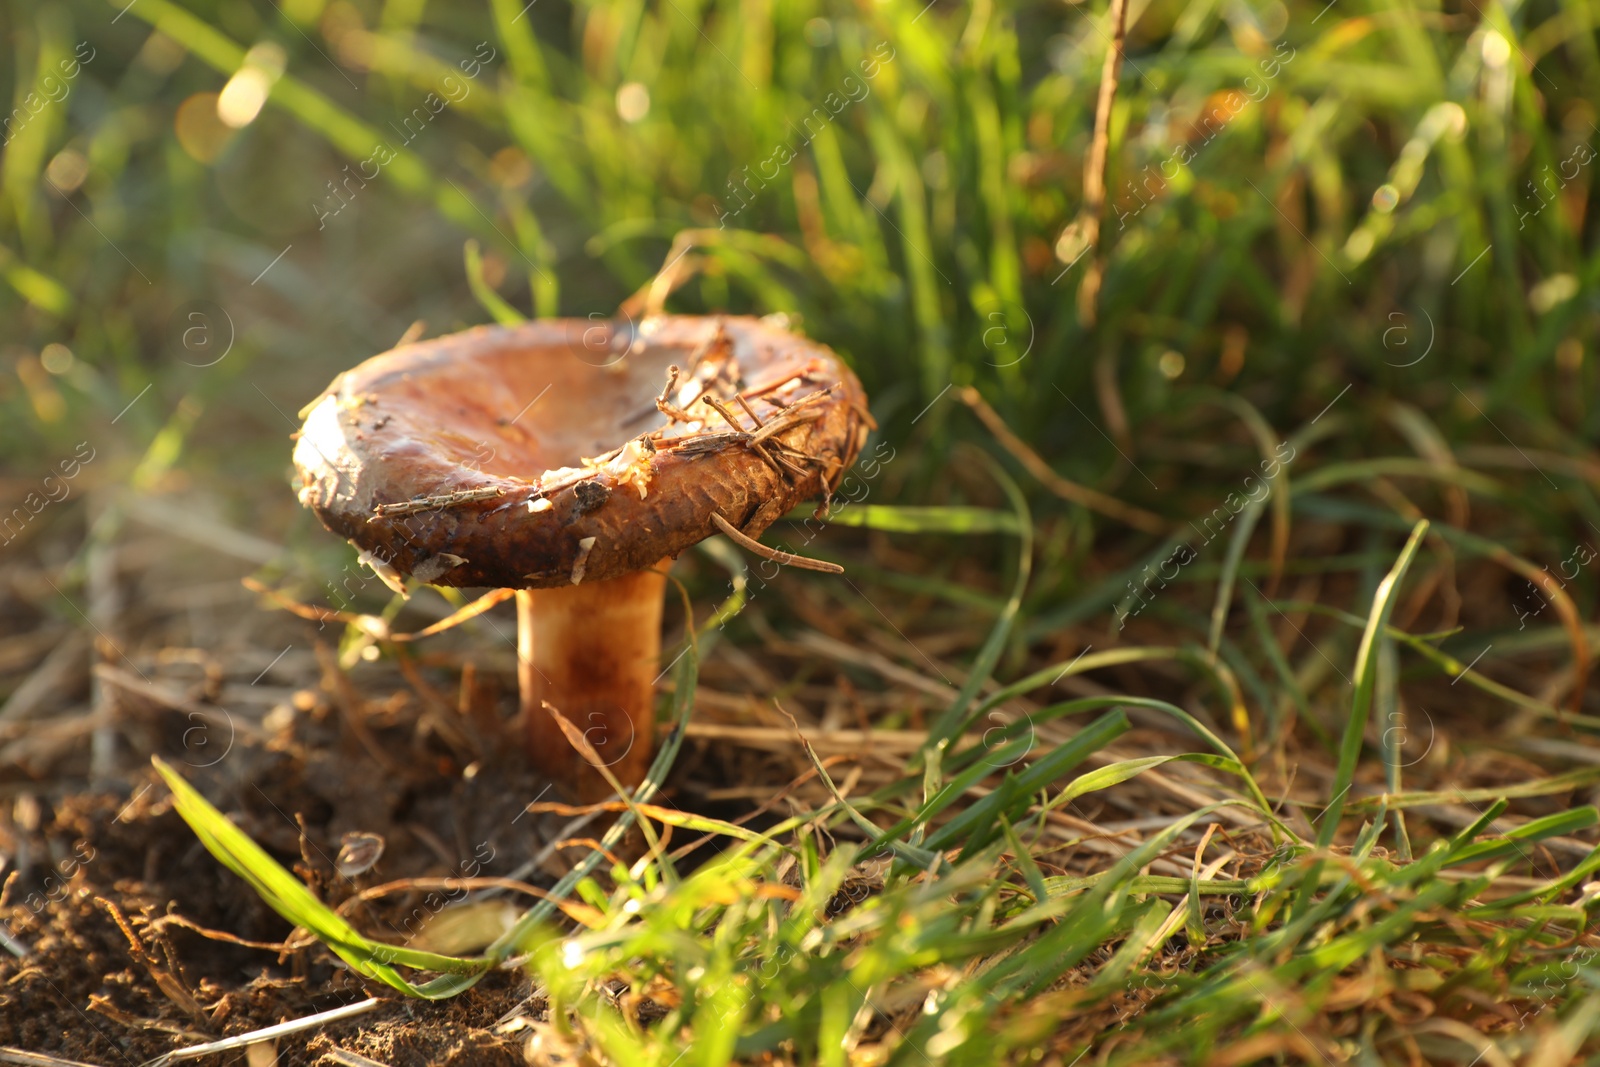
[156,503,1600,1062]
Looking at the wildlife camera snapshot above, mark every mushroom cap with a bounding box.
[293,316,871,590]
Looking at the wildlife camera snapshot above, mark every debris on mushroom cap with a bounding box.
[538,466,587,492]
[356,546,408,597]
[293,316,872,590]
[600,438,654,499]
[570,536,597,585]
[412,552,468,583]
[572,479,611,514]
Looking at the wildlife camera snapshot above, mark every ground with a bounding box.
[4,0,1600,1061]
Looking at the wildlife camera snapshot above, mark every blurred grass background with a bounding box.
[3,0,1594,520]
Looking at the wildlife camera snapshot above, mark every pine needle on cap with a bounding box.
[711,513,844,573]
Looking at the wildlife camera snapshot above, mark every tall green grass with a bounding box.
[4,0,1596,458]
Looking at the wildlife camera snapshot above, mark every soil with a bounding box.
[0,546,635,1067]
[0,473,909,1066]
[0,701,566,1065]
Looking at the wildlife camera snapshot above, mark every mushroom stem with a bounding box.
[517,562,670,800]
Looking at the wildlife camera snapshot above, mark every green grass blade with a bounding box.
[464,240,527,325]
[151,757,491,997]
[999,815,1049,905]
[1318,520,1429,848]
[1346,767,1600,812]
[919,457,1033,794]
[1377,635,1409,859]
[1048,753,1242,809]
[1446,807,1599,867]
[781,504,1022,535]
[1208,496,1265,655]
[921,710,1130,855]
[952,693,1278,824]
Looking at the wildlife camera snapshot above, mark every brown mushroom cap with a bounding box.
[293,316,871,590]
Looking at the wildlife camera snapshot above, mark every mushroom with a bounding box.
[292,316,872,800]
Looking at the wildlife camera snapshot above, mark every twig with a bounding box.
[681,317,734,381]
[617,234,702,320]
[770,450,812,481]
[148,913,298,953]
[0,1049,105,1067]
[734,393,766,428]
[98,897,207,1022]
[0,631,88,723]
[711,513,844,574]
[635,366,812,427]
[654,365,697,423]
[700,395,749,430]
[241,576,361,629]
[655,405,826,475]
[749,406,826,445]
[324,1050,391,1067]
[1067,0,1131,327]
[775,383,840,416]
[138,998,383,1067]
[92,664,262,742]
[847,394,878,430]
[385,588,515,643]
[394,319,426,347]
[958,387,1166,534]
[656,364,681,406]
[372,486,506,519]
[700,396,792,476]
[659,431,751,456]
[749,439,788,477]
[87,996,205,1043]
[739,374,805,405]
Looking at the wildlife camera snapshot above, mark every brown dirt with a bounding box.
[0,504,597,1066]
[0,707,559,1065]
[0,495,789,1066]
